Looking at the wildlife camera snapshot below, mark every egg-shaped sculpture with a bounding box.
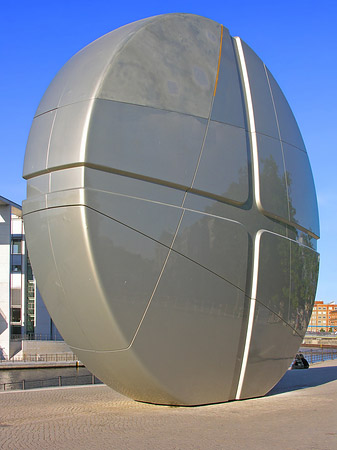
[23,13,319,405]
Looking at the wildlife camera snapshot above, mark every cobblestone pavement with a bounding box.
[1,360,336,450]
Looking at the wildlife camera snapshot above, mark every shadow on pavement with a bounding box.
[267,365,337,396]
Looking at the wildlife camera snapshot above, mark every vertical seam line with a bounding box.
[213,25,223,97]
[233,37,260,400]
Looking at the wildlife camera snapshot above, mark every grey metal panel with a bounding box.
[47,100,93,170]
[192,121,249,204]
[283,143,320,237]
[266,68,306,151]
[23,210,92,349]
[256,231,319,337]
[46,190,84,210]
[239,301,302,399]
[22,195,47,215]
[26,174,50,198]
[241,41,279,139]
[98,15,221,118]
[256,231,291,323]
[257,133,289,221]
[35,17,156,115]
[211,35,246,128]
[50,167,85,193]
[173,210,248,291]
[83,189,182,247]
[86,99,207,187]
[290,241,319,337]
[84,168,185,206]
[128,251,246,405]
[23,110,56,178]
[46,205,170,351]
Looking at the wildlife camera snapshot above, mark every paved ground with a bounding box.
[1,360,336,450]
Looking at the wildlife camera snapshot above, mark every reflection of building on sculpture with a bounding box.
[22,14,320,405]
[0,196,61,360]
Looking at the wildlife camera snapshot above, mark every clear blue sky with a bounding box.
[1,0,336,302]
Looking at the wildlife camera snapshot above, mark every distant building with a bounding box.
[329,310,337,332]
[308,301,337,332]
[0,195,60,359]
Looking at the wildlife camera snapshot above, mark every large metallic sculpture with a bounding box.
[23,14,319,405]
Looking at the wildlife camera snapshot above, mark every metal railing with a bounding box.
[301,348,337,364]
[305,331,337,336]
[0,374,102,391]
[0,353,78,363]
[11,334,63,341]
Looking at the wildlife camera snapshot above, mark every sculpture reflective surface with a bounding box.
[23,14,319,405]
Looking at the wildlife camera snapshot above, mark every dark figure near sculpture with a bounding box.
[292,354,309,369]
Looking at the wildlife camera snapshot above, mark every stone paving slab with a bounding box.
[0,360,336,450]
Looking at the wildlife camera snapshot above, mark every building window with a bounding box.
[11,264,21,273]
[11,289,21,307]
[11,307,21,323]
[11,239,22,254]
[10,325,21,339]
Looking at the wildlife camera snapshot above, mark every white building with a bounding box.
[0,195,60,359]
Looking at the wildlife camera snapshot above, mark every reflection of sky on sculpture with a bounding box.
[1,0,336,301]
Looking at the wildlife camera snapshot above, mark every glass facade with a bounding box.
[25,257,36,336]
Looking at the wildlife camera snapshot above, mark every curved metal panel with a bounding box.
[192,121,249,204]
[23,209,93,350]
[289,240,319,336]
[256,231,319,335]
[47,100,93,170]
[283,143,320,237]
[257,133,289,221]
[23,110,56,178]
[239,301,303,399]
[35,17,155,115]
[172,210,248,291]
[83,189,182,247]
[86,99,208,187]
[211,33,246,128]
[98,15,222,118]
[266,68,306,151]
